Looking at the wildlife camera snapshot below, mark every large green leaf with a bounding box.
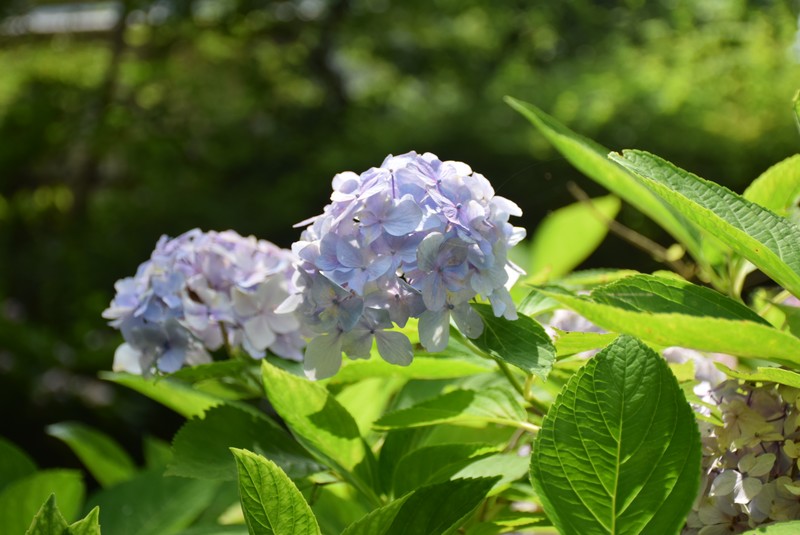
[47,421,136,487]
[743,155,800,217]
[537,275,800,367]
[342,477,498,535]
[260,361,379,505]
[554,330,618,358]
[100,372,223,418]
[471,304,555,380]
[25,496,100,535]
[0,436,37,493]
[85,470,217,535]
[531,335,701,535]
[505,97,710,266]
[611,150,800,297]
[231,448,320,535]
[167,404,320,481]
[0,470,84,534]
[528,195,621,282]
[373,387,531,432]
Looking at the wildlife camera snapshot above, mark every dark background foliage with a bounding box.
[1,0,798,474]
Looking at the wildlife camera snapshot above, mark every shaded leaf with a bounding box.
[85,470,217,535]
[374,387,529,432]
[47,422,136,488]
[342,477,498,535]
[391,443,497,497]
[0,436,37,493]
[472,303,555,380]
[167,404,320,481]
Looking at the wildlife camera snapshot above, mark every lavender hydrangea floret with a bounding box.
[103,229,305,374]
[288,151,526,379]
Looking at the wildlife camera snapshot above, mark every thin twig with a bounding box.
[566,182,696,280]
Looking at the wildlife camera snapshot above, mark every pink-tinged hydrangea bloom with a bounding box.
[103,229,305,375]
[683,380,800,534]
[289,151,526,379]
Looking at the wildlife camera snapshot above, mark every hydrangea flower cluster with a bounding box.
[684,380,800,534]
[286,151,526,379]
[103,229,304,375]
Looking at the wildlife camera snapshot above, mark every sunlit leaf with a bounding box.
[231,448,320,535]
[528,195,621,282]
[611,150,800,297]
[531,335,700,534]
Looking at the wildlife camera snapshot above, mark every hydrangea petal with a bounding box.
[304,333,344,380]
[376,330,413,366]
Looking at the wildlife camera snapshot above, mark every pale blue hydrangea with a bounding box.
[286,151,526,379]
[103,229,305,374]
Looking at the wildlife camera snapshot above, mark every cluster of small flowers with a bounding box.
[684,380,800,534]
[103,229,304,375]
[285,151,526,379]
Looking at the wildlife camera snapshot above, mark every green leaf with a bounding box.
[505,97,709,266]
[0,470,84,534]
[743,521,800,534]
[342,477,498,535]
[554,330,619,358]
[100,372,224,418]
[743,155,800,216]
[167,404,320,481]
[715,362,800,388]
[25,496,101,535]
[143,436,173,470]
[0,436,37,492]
[391,443,497,497]
[471,304,556,380]
[47,422,136,488]
[373,387,530,432]
[85,470,217,535]
[450,453,530,495]
[611,150,800,297]
[465,512,551,535]
[590,274,768,324]
[68,508,101,535]
[25,494,67,534]
[528,195,621,282]
[260,361,379,505]
[335,377,404,440]
[231,448,320,535]
[537,275,800,367]
[170,360,263,400]
[327,356,492,384]
[531,335,701,535]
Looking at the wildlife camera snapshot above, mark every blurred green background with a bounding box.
[1,0,798,473]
